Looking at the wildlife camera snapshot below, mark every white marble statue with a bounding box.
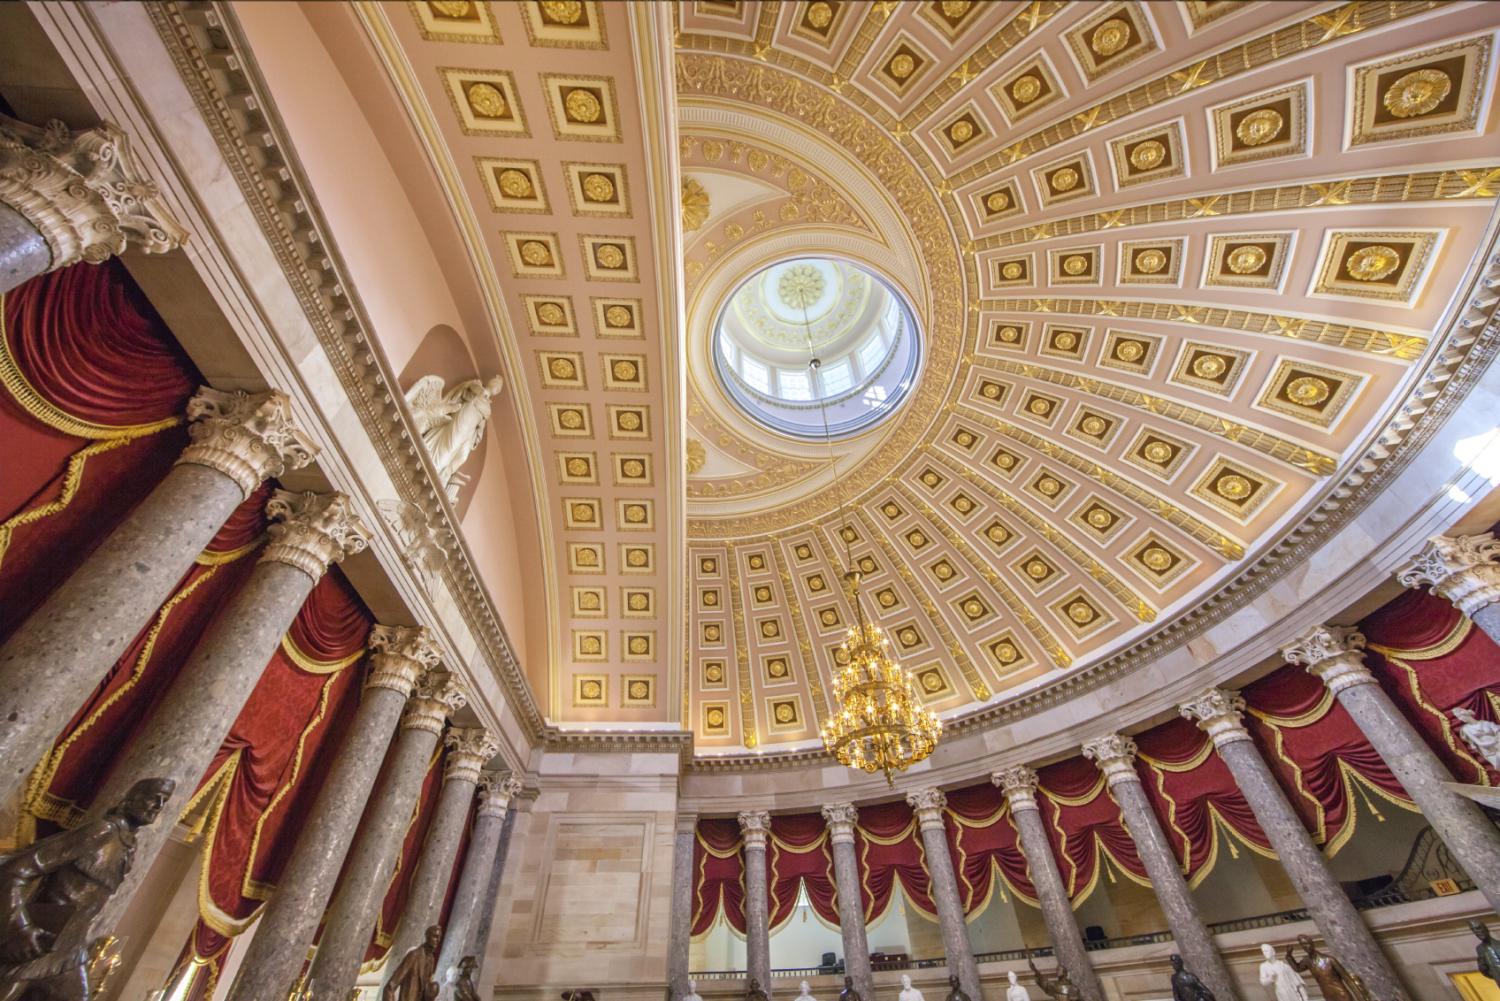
[795,980,818,1001]
[681,980,704,1001]
[1454,707,1500,770]
[1005,971,1031,1001]
[1258,943,1310,1001]
[404,373,504,503]
[899,974,924,1001]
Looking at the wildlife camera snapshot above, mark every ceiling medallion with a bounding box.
[466,82,507,118]
[1227,245,1267,274]
[1383,68,1451,118]
[1235,108,1283,146]
[778,264,826,308]
[890,53,916,79]
[1347,245,1402,281]
[540,1,583,24]
[1090,18,1130,56]
[1128,140,1165,171]
[1012,74,1043,104]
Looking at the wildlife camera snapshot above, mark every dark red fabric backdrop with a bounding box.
[854,800,934,921]
[692,819,745,936]
[1036,757,1148,901]
[768,812,838,930]
[944,781,1034,909]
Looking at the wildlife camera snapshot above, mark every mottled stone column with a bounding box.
[1283,624,1500,914]
[905,790,979,1001]
[1398,533,1500,645]
[224,625,441,1001]
[821,804,873,1001]
[91,489,365,936]
[0,113,188,294]
[471,805,515,984]
[384,727,500,985]
[1180,688,1409,1001]
[668,813,698,1001]
[1081,736,1240,1001]
[993,767,1103,1001]
[739,810,772,996]
[307,674,465,1000]
[435,773,522,1000]
[0,388,315,807]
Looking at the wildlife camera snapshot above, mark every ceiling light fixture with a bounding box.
[796,278,942,786]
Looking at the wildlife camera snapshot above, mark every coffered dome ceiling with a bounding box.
[330,1,1499,757]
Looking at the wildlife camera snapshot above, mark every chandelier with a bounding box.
[787,276,941,784]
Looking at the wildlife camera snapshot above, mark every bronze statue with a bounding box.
[1284,936,1370,1001]
[452,955,480,1001]
[746,978,769,1001]
[1473,921,1500,985]
[944,973,971,1001]
[1169,955,1215,1001]
[1026,951,1080,1000]
[839,975,862,1001]
[0,776,174,1001]
[383,924,441,1001]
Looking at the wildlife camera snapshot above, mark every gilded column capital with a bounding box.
[905,788,948,831]
[443,727,499,785]
[0,114,188,270]
[180,388,318,497]
[1281,624,1373,695]
[261,490,369,583]
[1179,688,1251,748]
[1396,533,1500,616]
[992,765,1040,813]
[401,671,466,735]
[1081,734,1140,788]
[366,624,441,697]
[737,809,771,850]
[820,802,859,845]
[477,771,522,818]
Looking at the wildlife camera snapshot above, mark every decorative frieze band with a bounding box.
[180,388,318,498]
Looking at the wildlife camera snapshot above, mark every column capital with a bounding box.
[905,788,948,831]
[1281,624,1373,695]
[261,490,369,583]
[0,114,189,270]
[477,771,522,817]
[737,809,771,850]
[444,727,499,784]
[180,388,318,497]
[366,624,441,698]
[1178,688,1251,748]
[992,765,1039,813]
[1397,533,1500,616]
[1081,734,1140,788]
[676,813,699,835]
[821,802,859,845]
[402,671,467,734]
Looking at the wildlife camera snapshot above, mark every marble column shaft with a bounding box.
[1081,737,1240,1001]
[668,814,698,1001]
[470,806,515,983]
[0,388,315,808]
[0,201,48,292]
[307,675,465,1000]
[906,791,980,1001]
[822,804,874,1001]
[739,810,772,996]
[224,626,441,1001]
[384,728,500,984]
[1181,689,1409,1001]
[435,774,522,1000]
[1284,625,1500,915]
[994,767,1104,1001]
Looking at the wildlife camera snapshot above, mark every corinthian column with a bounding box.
[435,773,523,1000]
[0,387,316,807]
[738,810,772,997]
[905,790,980,1001]
[821,803,873,1001]
[224,625,441,1001]
[307,673,467,1000]
[384,727,501,983]
[1080,736,1239,1001]
[668,813,698,1001]
[1282,624,1500,913]
[1179,689,1408,1001]
[993,766,1103,1001]
[0,114,188,293]
[91,488,366,935]
[1397,533,1500,645]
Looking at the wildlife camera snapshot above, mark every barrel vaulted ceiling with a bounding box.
[350,1,1499,752]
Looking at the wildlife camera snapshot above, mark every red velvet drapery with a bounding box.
[854,800,935,921]
[0,259,200,638]
[944,782,1034,910]
[1035,757,1148,902]
[768,812,838,931]
[692,819,745,936]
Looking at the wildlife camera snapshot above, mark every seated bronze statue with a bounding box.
[384,924,442,1001]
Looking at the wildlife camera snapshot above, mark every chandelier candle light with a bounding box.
[782,273,941,783]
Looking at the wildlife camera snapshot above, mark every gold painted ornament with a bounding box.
[520,240,552,266]
[612,359,638,380]
[1286,376,1331,406]
[595,244,625,269]
[1067,601,1095,624]
[1134,249,1167,274]
[1227,245,1267,274]
[1090,18,1130,57]
[686,438,707,474]
[466,82,507,118]
[806,1,833,29]
[1063,255,1089,275]
[540,0,584,24]
[1141,546,1174,572]
[1143,441,1174,463]
[889,53,916,80]
[1346,245,1401,282]
[1128,140,1165,171]
[564,88,602,123]
[1001,262,1023,280]
[1012,74,1042,103]
[681,176,710,231]
[1235,108,1283,146]
[1215,474,1253,500]
[430,1,474,17]
[536,302,565,325]
[1115,340,1144,362]
[1087,508,1113,528]
[498,169,533,198]
[948,119,975,143]
[582,173,615,202]
[605,304,633,328]
[985,190,1010,212]
[1383,68,1451,118]
[1050,167,1079,192]
[1192,354,1227,379]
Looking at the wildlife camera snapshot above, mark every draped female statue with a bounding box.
[404,375,504,503]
